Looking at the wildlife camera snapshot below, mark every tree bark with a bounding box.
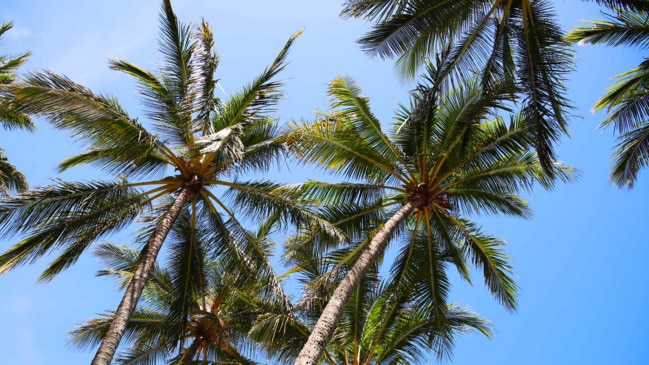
[91,189,190,365]
[180,338,202,363]
[294,198,422,365]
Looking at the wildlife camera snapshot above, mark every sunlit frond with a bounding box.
[212,30,302,132]
[0,180,148,281]
[567,8,649,188]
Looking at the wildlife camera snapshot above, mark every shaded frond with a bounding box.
[566,10,649,48]
[0,148,28,195]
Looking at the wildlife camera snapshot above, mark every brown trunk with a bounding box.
[294,198,422,365]
[181,338,202,363]
[91,189,190,365]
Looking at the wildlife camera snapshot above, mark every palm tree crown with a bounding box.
[0,1,320,364]
[71,215,282,365]
[286,62,575,364]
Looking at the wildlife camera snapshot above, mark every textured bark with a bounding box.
[91,189,190,365]
[294,198,423,365]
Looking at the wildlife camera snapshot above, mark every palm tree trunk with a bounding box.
[181,338,202,363]
[294,197,423,365]
[91,189,190,365]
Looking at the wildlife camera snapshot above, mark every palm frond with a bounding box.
[69,308,169,353]
[0,148,28,195]
[222,179,347,242]
[567,8,649,188]
[566,9,649,48]
[594,62,649,134]
[108,58,191,147]
[285,117,402,185]
[0,180,148,280]
[13,71,168,176]
[451,217,518,311]
[0,21,31,86]
[342,0,573,177]
[348,0,475,65]
[610,123,649,187]
[191,19,219,135]
[115,343,170,365]
[0,96,34,131]
[249,312,311,363]
[233,119,284,174]
[512,0,572,175]
[388,219,451,330]
[164,206,211,345]
[341,0,410,20]
[212,30,302,132]
[329,77,408,170]
[377,304,491,363]
[157,0,195,143]
[195,197,294,314]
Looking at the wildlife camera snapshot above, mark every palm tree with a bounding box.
[340,0,574,176]
[71,210,287,364]
[283,63,574,364]
[0,2,325,364]
[251,233,492,364]
[566,8,649,188]
[0,20,34,195]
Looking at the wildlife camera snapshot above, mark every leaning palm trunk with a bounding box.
[289,72,571,363]
[294,198,421,365]
[91,189,190,365]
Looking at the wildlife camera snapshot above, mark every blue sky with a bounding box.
[0,1,648,364]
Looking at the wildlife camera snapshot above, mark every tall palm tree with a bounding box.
[0,20,34,195]
[340,0,574,176]
[566,8,649,188]
[251,233,491,364]
[284,63,574,364]
[0,2,326,364]
[71,211,287,364]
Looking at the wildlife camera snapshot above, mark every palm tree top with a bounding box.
[285,64,576,364]
[287,68,574,227]
[0,2,313,363]
[1,6,307,279]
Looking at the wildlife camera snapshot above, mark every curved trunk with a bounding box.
[294,197,423,365]
[92,189,190,365]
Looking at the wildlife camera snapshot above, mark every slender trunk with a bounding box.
[181,338,202,363]
[294,198,423,365]
[92,189,190,365]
